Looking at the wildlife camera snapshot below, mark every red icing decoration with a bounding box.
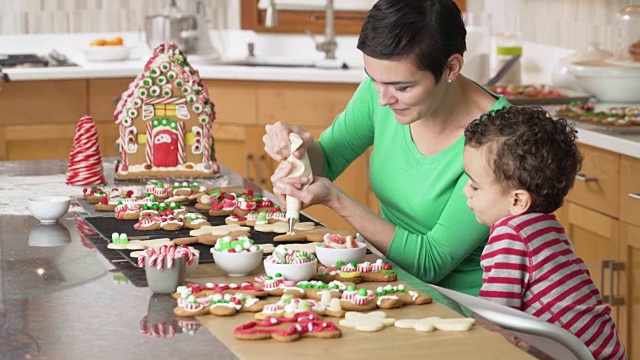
[382,264,393,270]
[233,312,339,338]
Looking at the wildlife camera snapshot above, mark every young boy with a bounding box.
[463,106,626,360]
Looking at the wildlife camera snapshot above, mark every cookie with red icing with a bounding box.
[234,311,341,342]
[173,292,266,318]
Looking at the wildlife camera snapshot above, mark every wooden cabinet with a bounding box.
[563,144,640,359]
[618,222,640,358]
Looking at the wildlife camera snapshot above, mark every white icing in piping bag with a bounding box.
[284,133,313,234]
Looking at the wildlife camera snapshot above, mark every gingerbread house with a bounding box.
[113,42,219,179]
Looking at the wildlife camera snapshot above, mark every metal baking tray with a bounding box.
[488,85,593,106]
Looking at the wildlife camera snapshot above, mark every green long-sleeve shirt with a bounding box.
[319,77,509,295]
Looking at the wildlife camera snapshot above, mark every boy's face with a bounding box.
[462,145,514,226]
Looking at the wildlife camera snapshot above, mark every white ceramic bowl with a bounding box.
[315,242,367,267]
[211,249,263,277]
[263,258,317,282]
[27,196,71,224]
[28,223,72,247]
[568,60,640,103]
[84,46,131,61]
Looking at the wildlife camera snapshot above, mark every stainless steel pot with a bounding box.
[145,14,198,54]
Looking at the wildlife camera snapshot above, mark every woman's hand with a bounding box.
[273,176,337,211]
[263,122,314,162]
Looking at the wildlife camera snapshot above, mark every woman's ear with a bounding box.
[510,189,532,215]
[446,54,464,82]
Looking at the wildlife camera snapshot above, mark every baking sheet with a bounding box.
[489,85,592,105]
[567,119,640,134]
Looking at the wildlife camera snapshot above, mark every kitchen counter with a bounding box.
[0,159,549,360]
[0,32,366,84]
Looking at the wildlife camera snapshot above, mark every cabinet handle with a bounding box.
[600,260,625,306]
[245,153,254,182]
[257,154,266,185]
[575,173,598,182]
[627,193,640,200]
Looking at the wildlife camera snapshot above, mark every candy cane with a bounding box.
[177,121,185,164]
[146,120,153,165]
[143,97,186,104]
[119,124,128,169]
[202,123,211,164]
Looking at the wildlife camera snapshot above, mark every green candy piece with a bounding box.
[257,212,268,221]
[335,260,346,267]
[298,300,311,311]
[266,276,273,280]
[349,261,357,267]
[347,284,356,291]
[358,288,368,296]
[230,240,243,249]
[275,273,283,278]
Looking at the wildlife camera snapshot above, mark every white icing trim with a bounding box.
[176,104,190,119]
[143,105,154,120]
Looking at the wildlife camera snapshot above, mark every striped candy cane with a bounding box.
[119,124,128,170]
[202,123,211,164]
[143,97,186,104]
[146,120,153,165]
[177,121,185,164]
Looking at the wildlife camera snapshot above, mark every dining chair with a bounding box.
[429,284,594,360]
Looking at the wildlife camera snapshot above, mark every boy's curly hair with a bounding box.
[464,106,582,214]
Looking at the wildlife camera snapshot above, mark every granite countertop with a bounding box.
[0,159,548,359]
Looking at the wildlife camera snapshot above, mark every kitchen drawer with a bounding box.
[88,78,131,121]
[620,155,640,227]
[567,144,620,218]
[0,80,87,125]
[201,80,257,125]
[256,81,357,127]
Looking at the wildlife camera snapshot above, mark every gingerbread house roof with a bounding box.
[113,42,215,126]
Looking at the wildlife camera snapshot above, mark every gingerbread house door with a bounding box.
[153,130,178,167]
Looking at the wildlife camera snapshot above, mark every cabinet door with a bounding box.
[88,78,131,121]
[212,123,254,179]
[0,124,75,160]
[618,222,640,360]
[0,80,87,125]
[256,81,358,127]
[620,155,640,228]
[565,202,620,306]
[566,144,620,217]
[201,80,258,125]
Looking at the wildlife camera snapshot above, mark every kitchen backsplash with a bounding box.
[1,0,639,53]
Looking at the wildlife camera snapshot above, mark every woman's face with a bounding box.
[364,54,444,125]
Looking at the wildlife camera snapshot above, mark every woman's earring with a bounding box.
[447,79,453,84]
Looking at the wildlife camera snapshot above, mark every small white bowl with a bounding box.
[84,46,131,61]
[263,258,317,282]
[28,223,72,247]
[568,60,640,103]
[315,242,367,267]
[27,196,71,224]
[211,249,263,277]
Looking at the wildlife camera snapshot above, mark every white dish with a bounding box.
[83,46,131,61]
[27,196,71,224]
[315,242,367,267]
[568,60,640,103]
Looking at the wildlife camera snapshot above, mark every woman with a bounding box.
[263,0,509,296]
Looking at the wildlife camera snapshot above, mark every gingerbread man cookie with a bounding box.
[234,311,341,342]
[273,226,356,242]
[394,317,476,332]
[338,311,396,332]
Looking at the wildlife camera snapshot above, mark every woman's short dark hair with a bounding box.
[464,106,583,214]
[357,0,466,83]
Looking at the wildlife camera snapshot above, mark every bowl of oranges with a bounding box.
[84,36,130,61]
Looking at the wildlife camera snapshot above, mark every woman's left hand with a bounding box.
[273,176,336,210]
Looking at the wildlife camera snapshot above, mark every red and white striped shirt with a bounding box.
[479,213,626,360]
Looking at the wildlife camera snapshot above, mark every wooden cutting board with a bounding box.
[187,263,536,360]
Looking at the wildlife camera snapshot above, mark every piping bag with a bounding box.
[284,133,313,234]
